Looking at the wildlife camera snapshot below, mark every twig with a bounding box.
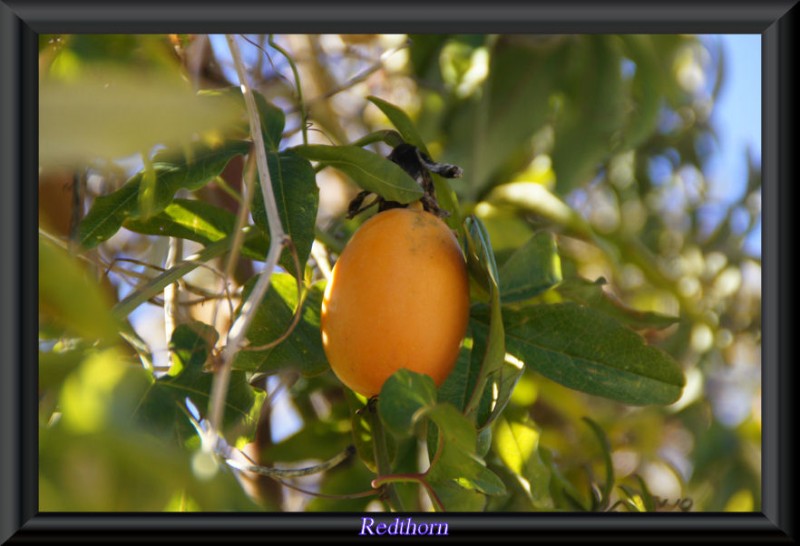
[112,232,259,319]
[206,35,289,442]
[163,236,183,355]
[310,240,332,281]
[230,445,356,479]
[267,34,309,146]
[289,38,411,113]
[211,175,243,204]
[210,146,256,334]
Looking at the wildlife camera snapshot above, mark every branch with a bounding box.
[112,231,262,320]
[206,35,289,441]
[163,236,183,356]
[210,149,255,334]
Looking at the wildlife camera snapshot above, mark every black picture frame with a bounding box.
[2,1,796,543]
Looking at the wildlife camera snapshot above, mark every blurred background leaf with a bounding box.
[40,71,243,167]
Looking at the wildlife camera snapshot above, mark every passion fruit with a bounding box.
[321,207,470,397]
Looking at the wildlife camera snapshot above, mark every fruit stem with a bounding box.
[366,397,407,512]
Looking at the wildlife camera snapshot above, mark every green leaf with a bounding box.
[557,276,680,331]
[40,426,257,511]
[540,447,589,511]
[464,215,500,294]
[254,91,286,151]
[366,96,463,229]
[367,96,430,154]
[493,415,553,509]
[40,71,244,167]
[348,129,406,149]
[426,478,487,511]
[39,348,86,393]
[293,144,424,204]
[473,302,685,405]
[432,174,465,232]
[455,36,563,194]
[264,419,352,463]
[408,34,450,81]
[476,426,492,458]
[434,327,519,452]
[453,455,508,496]
[58,347,152,434]
[619,35,664,150]
[487,182,593,238]
[583,417,615,509]
[166,320,218,375]
[426,404,506,506]
[437,331,477,413]
[39,237,120,341]
[426,403,477,453]
[463,216,506,420]
[124,198,269,260]
[498,231,562,303]
[378,369,437,438]
[135,322,255,439]
[472,329,524,430]
[78,139,250,248]
[391,437,427,511]
[232,275,328,376]
[250,150,319,272]
[379,371,506,510]
[632,474,657,512]
[344,390,377,473]
[551,36,626,193]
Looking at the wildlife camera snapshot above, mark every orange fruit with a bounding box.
[321,207,470,397]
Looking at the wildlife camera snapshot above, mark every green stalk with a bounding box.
[366,398,406,512]
[268,35,308,146]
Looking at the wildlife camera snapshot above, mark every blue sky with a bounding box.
[706,34,761,255]
[709,35,761,188]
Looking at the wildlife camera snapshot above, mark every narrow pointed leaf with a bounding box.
[366,96,462,228]
[557,276,679,331]
[135,322,255,439]
[498,231,562,303]
[78,139,250,248]
[254,91,286,151]
[583,417,615,508]
[493,416,553,509]
[293,144,423,204]
[473,302,685,405]
[551,36,626,192]
[250,150,319,273]
[39,238,120,341]
[232,275,328,376]
[124,198,269,260]
[367,96,429,153]
[463,216,506,419]
[378,369,437,437]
